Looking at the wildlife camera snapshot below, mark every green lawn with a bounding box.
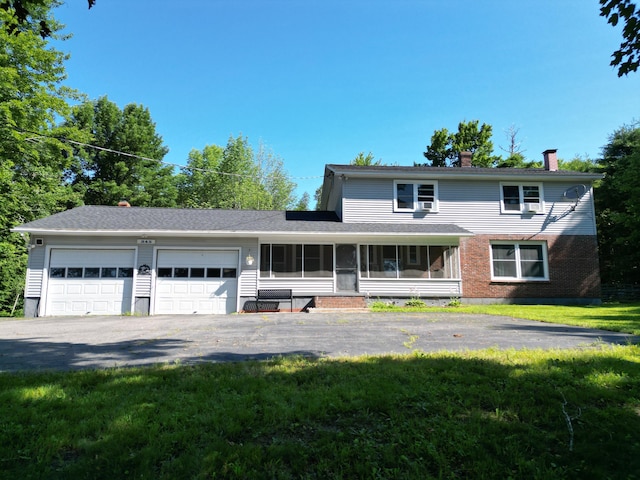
[374,302,640,336]
[1,304,639,479]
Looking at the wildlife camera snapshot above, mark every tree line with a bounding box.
[0,1,638,315]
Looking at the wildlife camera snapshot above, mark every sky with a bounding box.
[52,0,640,199]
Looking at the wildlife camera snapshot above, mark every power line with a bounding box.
[18,127,324,182]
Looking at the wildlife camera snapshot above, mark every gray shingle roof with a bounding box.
[14,206,472,236]
[325,164,603,180]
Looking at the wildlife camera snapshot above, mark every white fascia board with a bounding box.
[11,228,474,238]
[326,166,602,182]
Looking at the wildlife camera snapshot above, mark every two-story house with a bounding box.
[13,150,602,317]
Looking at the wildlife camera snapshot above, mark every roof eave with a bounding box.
[325,165,603,182]
[12,228,474,237]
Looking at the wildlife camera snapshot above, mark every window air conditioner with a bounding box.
[523,203,540,213]
[419,201,434,211]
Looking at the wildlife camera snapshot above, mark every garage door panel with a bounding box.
[46,249,134,316]
[154,249,238,315]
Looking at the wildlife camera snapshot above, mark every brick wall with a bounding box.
[313,296,367,308]
[460,234,601,299]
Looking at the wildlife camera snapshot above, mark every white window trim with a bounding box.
[489,241,549,282]
[499,182,545,214]
[393,180,439,212]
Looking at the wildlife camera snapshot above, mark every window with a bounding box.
[67,267,83,278]
[50,267,66,278]
[191,268,205,278]
[394,181,439,212]
[207,268,221,278]
[260,244,333,278]
[491,242,547,281]
[360,244,459,279]
[222,268,237,278]
[158,267,173,278]
[118,268,134,278]
[50,266,135,278]
[500,183,543,213]
[101,267,117,278]
[84,267,100,278]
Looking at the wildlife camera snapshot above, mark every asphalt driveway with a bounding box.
[0,311,637,372]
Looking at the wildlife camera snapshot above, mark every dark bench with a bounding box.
[256,289,293,312]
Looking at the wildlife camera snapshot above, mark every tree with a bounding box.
[420,120,497,167]
[293,192,310,211]
[351,152,383,166]
[0,0,83,315]
[255,141,296,210]
[1,0,95,38]
[65,96,177,207]
[558,155,599,172]
[600,0,640,76]
[175,145,224,208]
[175,136,297,210]
[595,122,640,284]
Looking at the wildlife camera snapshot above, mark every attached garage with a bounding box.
[45,248,135,316]
[154,249,239,315]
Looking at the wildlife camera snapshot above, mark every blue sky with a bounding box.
[53,0,639,199]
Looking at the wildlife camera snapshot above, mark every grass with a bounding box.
[371,301,640,335]
[1,303,639,479]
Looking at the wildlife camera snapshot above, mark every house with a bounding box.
[13,149,603,317]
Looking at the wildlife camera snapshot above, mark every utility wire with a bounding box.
[17,126,324,182]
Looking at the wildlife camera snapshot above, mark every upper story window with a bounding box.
[394,181,439,212]
[500,183,544,214]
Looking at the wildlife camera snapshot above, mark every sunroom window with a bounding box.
[260,244,333,278]
[359,244,459,279]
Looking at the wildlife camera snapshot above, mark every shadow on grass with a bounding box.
[0,348,639,479]
[489,322,640,344]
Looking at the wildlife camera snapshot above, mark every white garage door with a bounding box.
[154,250,238,315]
[46,249,135,316]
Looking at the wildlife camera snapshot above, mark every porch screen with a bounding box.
[359,245,459,279]
[260,244,333,278]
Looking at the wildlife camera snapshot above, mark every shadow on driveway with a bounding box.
[0,312,637,372]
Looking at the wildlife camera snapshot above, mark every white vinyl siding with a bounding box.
[135,244,154,297]
[257,278,335,295]
[341,178,597,235]
[359,279,461,297]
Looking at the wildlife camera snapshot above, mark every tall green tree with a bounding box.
[595,122,640,284]
[255,141,296,210]
[176,136,296,210]
[66,96,177,207]
[420,120,497,167]
[0,1,82,315]
[175,145,224,208]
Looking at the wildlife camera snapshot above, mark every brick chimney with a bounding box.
[543,149,558,171]
[459,151,472,167]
